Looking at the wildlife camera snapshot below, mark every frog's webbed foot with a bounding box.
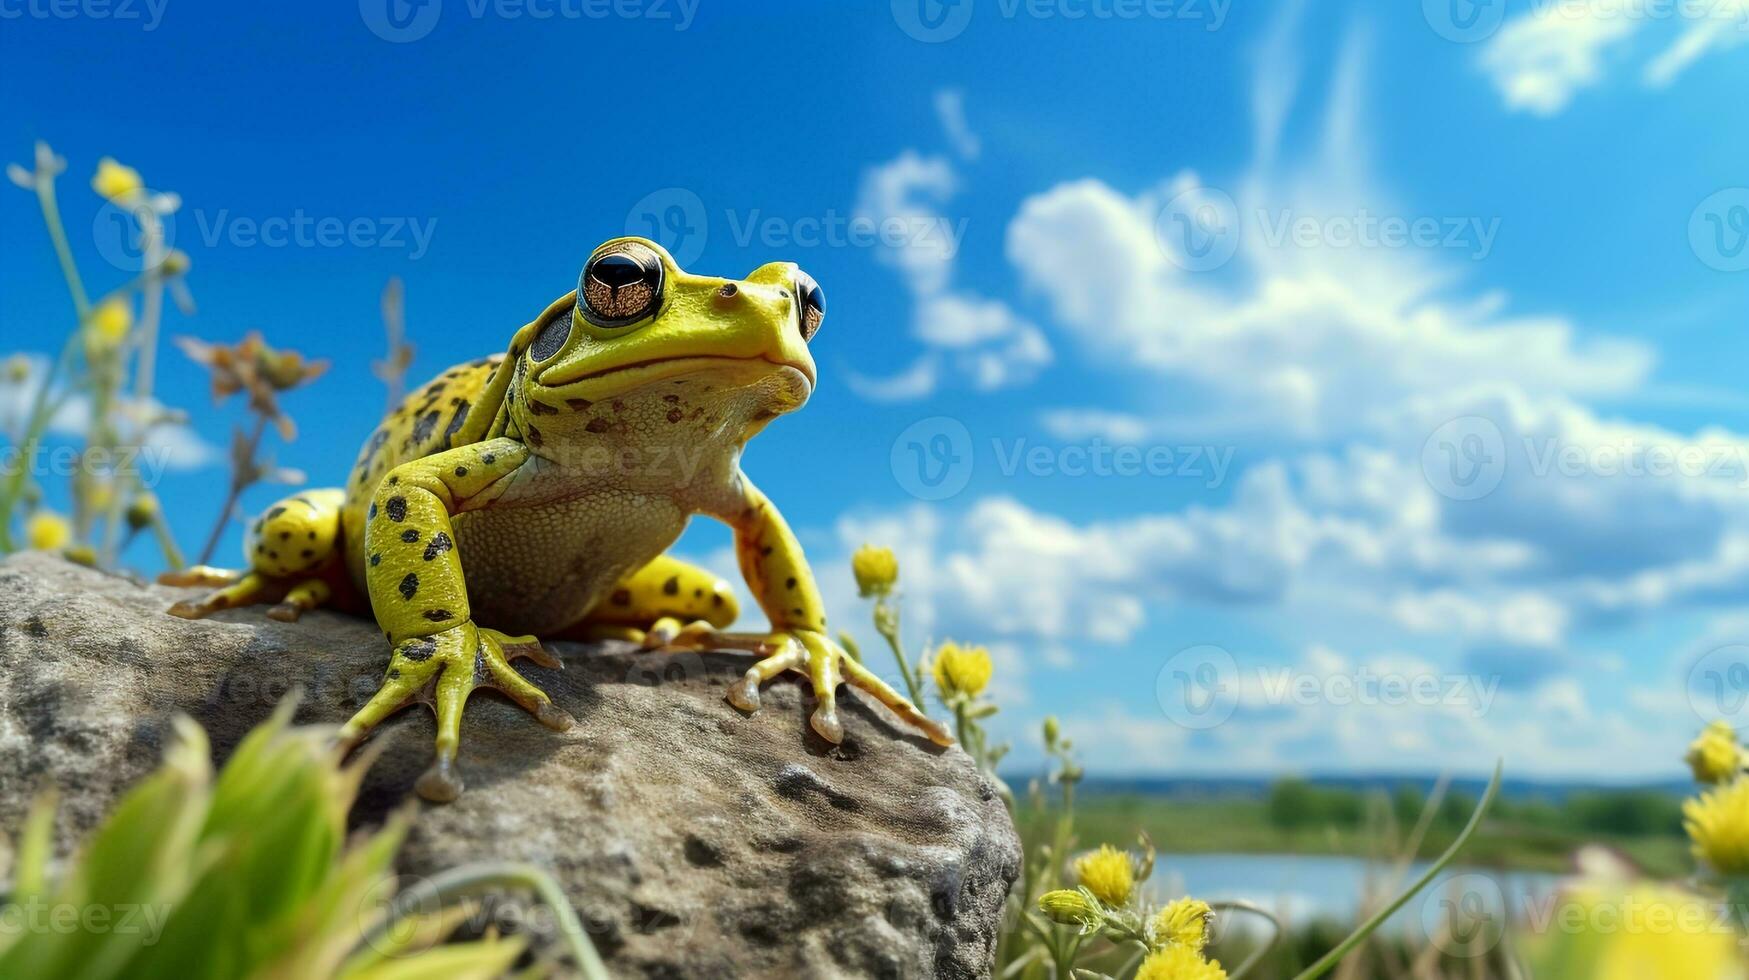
[335,622,574,802]
[653,626,953,747]
[162,568,283,619]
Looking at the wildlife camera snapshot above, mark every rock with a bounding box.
[0,552,1021,978]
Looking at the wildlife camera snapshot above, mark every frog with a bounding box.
[162,237,953,800]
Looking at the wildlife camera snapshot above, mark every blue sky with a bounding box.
[4,0,1749,780]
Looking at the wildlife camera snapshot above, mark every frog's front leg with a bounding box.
[686,476,953,747]
[335,437,574,801]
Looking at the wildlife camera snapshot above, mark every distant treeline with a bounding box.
[1265,777,1685,838]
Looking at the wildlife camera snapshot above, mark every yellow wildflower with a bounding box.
[931,640,993,699]
[25,511,71,551]
[1074,844,1136,907]
[3,354,29,384]
[1152,897,1213,951]
[85,297,133,355]
[1684,778,1749,875]
[91,156,143,203]
[1520,882,1740,980]
[1686,721,1743,785]
[1043,715,1061,747]
[852,543,899,597]
[1135,944,1227,980]
[1036,888,1104,933]
[125,492,160,531]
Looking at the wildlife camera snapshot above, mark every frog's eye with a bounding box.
[578,242,664,328]
[795,270,825,342]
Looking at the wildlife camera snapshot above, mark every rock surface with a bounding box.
[0,552,1020,978]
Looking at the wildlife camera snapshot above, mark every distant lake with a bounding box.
[1151,853,1565,935]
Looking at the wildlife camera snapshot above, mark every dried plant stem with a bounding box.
[1291,761,1503,980]
[196,412,268,565]
[0,172,89,552]
[99,214,168,566]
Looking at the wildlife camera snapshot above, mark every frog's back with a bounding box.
[340,355,506,584]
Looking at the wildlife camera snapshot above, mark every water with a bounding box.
[1151,853,1565,934]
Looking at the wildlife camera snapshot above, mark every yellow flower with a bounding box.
[25,511,71,551]
[1685,778,1749,875]
[852,543,899,597]
[1037,888,1104,932]
[85,297,133,355]
[125,493,160,531]
[1520,882,1742,980]
[91,156,143,202]
[1074,844,1136,907]
[931,640,993,699]
[1153,898,1213,951]
[1687,721,1743,785]
[3,354,30,384]
[1043,715,1061,747]
[1135,944,1227,980]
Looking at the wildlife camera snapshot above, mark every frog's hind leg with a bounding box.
[561,554,740,643]
[161,488,348,622]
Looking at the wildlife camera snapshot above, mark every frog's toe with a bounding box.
[476,628,574,732]
[337,623,575,803]
[164,571,277,620]
[416,756,464,802]
[726,642,805,713]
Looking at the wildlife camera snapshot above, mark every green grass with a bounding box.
[1016,793,1693,879]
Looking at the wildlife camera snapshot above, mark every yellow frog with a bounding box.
[164,237,952,799]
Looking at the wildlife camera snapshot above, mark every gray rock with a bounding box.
[0,552,1021,978]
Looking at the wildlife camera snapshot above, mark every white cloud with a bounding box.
[849,105,1052,401]
[934,88,981,162]
[1480,0,1749,114]
[1479,1,1637,115]
[0,360,221,473]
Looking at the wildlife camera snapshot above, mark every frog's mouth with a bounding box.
[536,354,815,397]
